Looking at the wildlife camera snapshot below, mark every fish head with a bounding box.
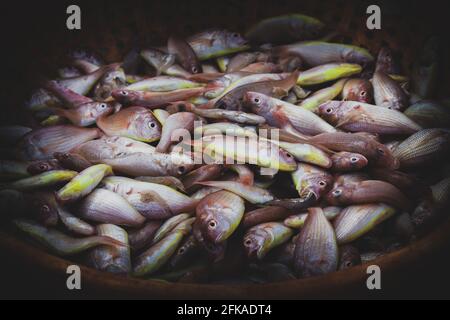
[243,229,267,260]
[27,160,58,174]
[372,142,400,170]
[277,148,298,171]
[222,31,248,50]
[89,102,115,119]
[343,79,373,103]
[168,154,195,176]
[200,211,231,244]
[318,101,346,124]
[325,185,353,206]
[132,111,162,142]
[111,89,141,104]
[332,152,368,171]
[243,91,272,113]
[303,172,334,200]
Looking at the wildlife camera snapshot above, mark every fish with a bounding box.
[284,206,342,229]
[55,164,113,203]
[56,203,95,236]
[1,170,77,191]
[26,191,59,227]
[265,195,318,211]
[326,180,411,211]
[293,207,338,277]
[129,221,162,251]
[197,180,274,204]
[241,206,291,229]
[297,63,362,86]
[195,122,258,138]
[93,65,127,99]
[198,135,297,172]
[168,234,201,269]
[0,160,31,181]
[124,76,204,92]
[153,213,192,244]
[243,222,294,260]
[111,87,205,108]
[246,14,325,45]
[53,152,92,171]
[136,176,186,193]
[333,203,396,244]
[392,129,450,168]
[372,71,408,111]
[273,41,374,67]
[331,152,368,172]
[101,152,194,177]
[78,188,146,226]
[318,100,422,135]
[239,61,279,74]
[13,219,124,256]
[370,168,429,197]
[375,46,401,75]
[342,78,373,103]
[74,136,156,162]
[214,72,299,110]
[193,219,227,262]
[140,48,189,77]
[133,230,185,277]
[196,190,245,243]
[15,126,101,161]
[246,92,336,136]
[190,107,266,125]
[299,78,347,112]
[182,164,223,193]
[168,36,202,74]
[90,224,131,274]
[102,176,197,218]
[226,53,258,73]
[404,101,450,128]
[156,112,197,153]
[216,56,230,72]
[187,30,250,60]
[97,107,161,143]
[291,163,334,201]
[307,132,399,169]
[271,140,332,168]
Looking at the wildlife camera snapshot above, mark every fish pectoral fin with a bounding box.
[271,87,288,97]
[335,111,368,128]
[139,191,172,215]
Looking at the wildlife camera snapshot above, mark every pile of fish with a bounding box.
[1,13,450,284]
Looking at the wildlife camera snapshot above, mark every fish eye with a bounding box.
[332,189,342,197]
[232,33,240,38]
[192,66,198,73]
[253,98,261,104]
[39,164,48,170]
[149,122,156,128]
[360,91,366,97]
[244,239,252,246]
[377,148,385,155]
[100,103,107,109]
[121,91,128,96]
[350,157,359,163]
[319,180,327,187]
[208,220,217,229]
[178,166,186,174]
[178,248,185,254]
[326,108,333,114]
[41,205,50,212]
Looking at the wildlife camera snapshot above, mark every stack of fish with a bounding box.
[1,14,449,284]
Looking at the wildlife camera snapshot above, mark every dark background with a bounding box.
[0,0,449,299]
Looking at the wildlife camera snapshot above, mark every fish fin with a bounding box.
[272,87,288,97]
[139,190,173,216]
[335,109,369,128]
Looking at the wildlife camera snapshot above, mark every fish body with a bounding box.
[156,112,197,153]
[372,71,408,111]
[297,63,362,86]
[125,76,204,92]
[168,36,202,74]
[299,78,347,112]
[1,170,77,191]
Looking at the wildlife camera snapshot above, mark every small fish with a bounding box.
[272,140,332,168]
[187,30,250,60]
[129,221,162,251]
[297,63,362,86]
[327,180,411,211]
[193,219,227,262]
[333,203,396,244]
[284,206,342,229]
[246,14,325,45]
[195,122,258,138]
[14,219,124,256]
[331,152,368,172]
[293,207,338,277]
[392,129,450,168]
[26,191,59,227]
[140,48,189,77]
[196,190,245,243]
[318,101,422,135]
[56,164,113,203]
[74,136,156,162]
[265,195,317,211]
[1,170,77,191]
[156,112,197,153]
[102,152,194,177]
[404,101,450,128]
[242,206,291,229]
[53,152,92,171]
[246,92,336,136]
[90,224,131,274]
[273,41,374,67]
[190,107,266,125]
[124,76,204,92]
[197,180,274,204]
[56,203,95,236]
[16,126,101,161]
[338,245,362,270]
[97,107,161,143]
[243,222,294,260]
[299,78,347,112]
[375,46,401,75]
[168,35,202,74]
[111,87,205,108]
[307,132,399,169]
[93,65,127,100]
[342,78,373,103]
[78,188,146,226]
[168,234,201,269]
[372,71,408,111]
[102,176,197,218]
[291,163,334,201]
